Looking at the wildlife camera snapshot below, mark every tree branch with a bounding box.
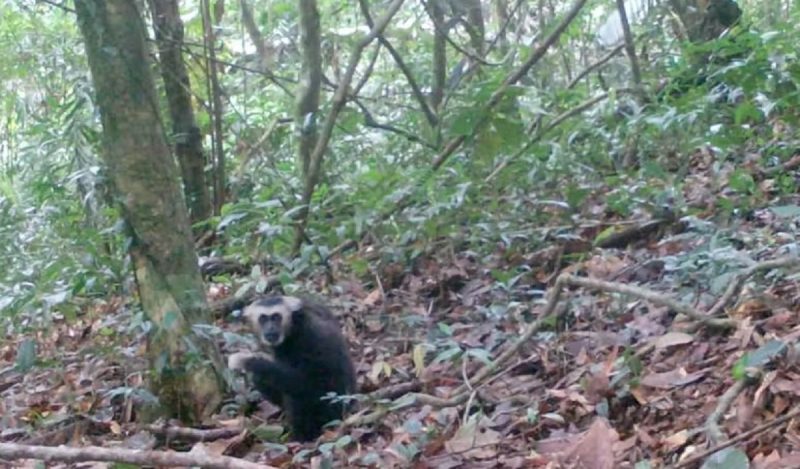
[567,42,625,90]
[358,0,437,127]
[675,406,800,468]
[0,442,269,469]
[707,257,800,317]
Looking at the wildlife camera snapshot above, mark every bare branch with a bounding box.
[558,274,735,329]
[358,0,438,127]
[707,257,800,317]
[0,442,269,469]
[704,379,748,445]
[567,42,625,90]
[354,99,437,149]
[676,406,800,468]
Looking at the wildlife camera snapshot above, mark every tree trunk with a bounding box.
[201,0,227,215]
[149,0,213,226]
[296,0,322,181]
[429,0,446,113]
[74,0,224,424]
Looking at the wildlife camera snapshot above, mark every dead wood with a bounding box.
[0,442,270,469]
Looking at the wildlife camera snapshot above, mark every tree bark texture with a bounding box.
[149,0,213,226]
[296,0,322,181]
[74,0,224,423]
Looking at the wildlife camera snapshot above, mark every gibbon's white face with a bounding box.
[243,296,303,346]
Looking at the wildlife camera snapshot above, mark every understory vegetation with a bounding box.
[1,0,800,467]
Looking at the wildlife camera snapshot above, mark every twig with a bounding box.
[0,442,269,469]
[559,274,735,329]
[704,379,748,445]
[707,257,800,317]
[567,42,625,89]
[142,424,245,442]
[675,406,800,468]
[366,381,422,400]
[358,0,437,127]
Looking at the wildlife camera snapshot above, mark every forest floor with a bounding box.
[2,152,800,468]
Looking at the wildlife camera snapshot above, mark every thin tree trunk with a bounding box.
[74,0,224,423]
[430,0,446,113]
[463,0,485,55]
[149,0,212,226]
[615,0,642,88]
[201,0,226,215]
[296,0,322,181]
[291,0,406,253]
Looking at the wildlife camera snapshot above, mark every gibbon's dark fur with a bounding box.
[228,295,356,441]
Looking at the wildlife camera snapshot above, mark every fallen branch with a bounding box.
[707,257,800,317]
[0,442,269,469]
[560,274,735,329]
[675,405,800,468]
[705,379,748,445]
[143,424,245,442]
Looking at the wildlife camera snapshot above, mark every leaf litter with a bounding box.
[2,167,800,468]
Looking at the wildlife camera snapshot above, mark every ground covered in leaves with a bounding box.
[2,155,800,468]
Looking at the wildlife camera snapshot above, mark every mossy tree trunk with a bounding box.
[74,0,224,423]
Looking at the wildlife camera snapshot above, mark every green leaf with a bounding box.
[734,101,761,125]
[564,184,590,210]
[15,339,37,373]
[335,435,353,449]
[744,340,786,368]
[733,340,785,379]
[728,169,756,194]
[252,424,284,441]
[700,447,749,469]
[449,107,481,136]
[465,348,493,366]
[771,205,800,218]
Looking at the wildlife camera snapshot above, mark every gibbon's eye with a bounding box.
[269,313,282,322]
[258,314,269,325]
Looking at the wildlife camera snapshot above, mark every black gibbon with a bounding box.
[228,295,357,441]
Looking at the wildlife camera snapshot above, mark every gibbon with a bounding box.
[228,295,356,441]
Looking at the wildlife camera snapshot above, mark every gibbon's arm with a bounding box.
[228,352,307,395]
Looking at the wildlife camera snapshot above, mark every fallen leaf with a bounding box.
[445,416,500,459]
[640,367,707,389]
[652,332,694,349]
[561,418,619,469]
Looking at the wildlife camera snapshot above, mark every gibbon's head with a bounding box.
[243,295,303,346]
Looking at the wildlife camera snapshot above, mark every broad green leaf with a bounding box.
[15,338,36,372]
[771,205,800,218]
[700,447,749,469]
